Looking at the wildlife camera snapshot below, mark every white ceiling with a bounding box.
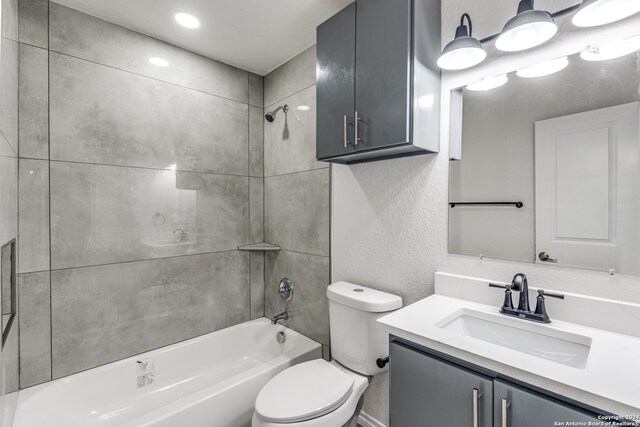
[54,0,353,75]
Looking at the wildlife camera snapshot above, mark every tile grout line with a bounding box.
[48,249,245,273]
[264,166,329,180]
[45,158,251,179]
[48,49,251,107]
[265,81,317,111]
[47,0,54,383]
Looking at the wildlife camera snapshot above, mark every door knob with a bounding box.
[538,252,558,263]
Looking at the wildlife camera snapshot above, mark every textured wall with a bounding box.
[17,0,265,386]
[263,46,332,357]
[332,6,640,426]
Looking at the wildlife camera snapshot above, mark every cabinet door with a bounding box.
[316,2,356,160]
[494,380,603,427]
[355,0,412,151]
[390,342,493,427]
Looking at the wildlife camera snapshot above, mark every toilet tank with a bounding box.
[327,282,402,376]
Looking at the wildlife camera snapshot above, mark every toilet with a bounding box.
[252,282,402,427]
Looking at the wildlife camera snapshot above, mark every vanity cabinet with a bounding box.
[390,341,493,426]
[494,380,602,427]
[390,340,605,427]
[316,0,441,164]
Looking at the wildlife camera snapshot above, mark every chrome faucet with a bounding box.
[489,273,564,323]
[271,311,289,325]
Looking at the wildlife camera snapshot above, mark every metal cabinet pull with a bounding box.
[354,111,360,146]
[501,398,509,427]
[472,388,482,427]
[343,115,350,148]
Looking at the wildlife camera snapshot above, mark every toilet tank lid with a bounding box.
[327,282,402,312]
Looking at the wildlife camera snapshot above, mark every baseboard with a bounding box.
[358,410,387,427]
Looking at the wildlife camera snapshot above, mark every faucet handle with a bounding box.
[537,289,565,300]
[489,283,514,311]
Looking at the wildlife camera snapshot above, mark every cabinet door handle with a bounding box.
[354,111,360,146]
[343,115,350,148]
[472,388,482,427]
[501,398,509,427]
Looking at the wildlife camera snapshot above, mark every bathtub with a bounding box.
[14,318,321,427]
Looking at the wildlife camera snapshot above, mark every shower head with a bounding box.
[265,105,288,123]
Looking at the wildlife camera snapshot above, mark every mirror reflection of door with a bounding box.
[535,102,640,274]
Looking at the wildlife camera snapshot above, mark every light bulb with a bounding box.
[580,34,640,61]
[516,56,569,78]
[573,0,640,27]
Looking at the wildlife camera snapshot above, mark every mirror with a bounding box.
[449,49,640,275]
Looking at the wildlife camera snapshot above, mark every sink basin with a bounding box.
[437,309,592,369]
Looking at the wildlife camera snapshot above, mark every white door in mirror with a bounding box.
[535,102,640,274]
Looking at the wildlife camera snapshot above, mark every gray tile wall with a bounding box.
[263,46,331,348]
[16,0,266,386]
[1,0,21,401]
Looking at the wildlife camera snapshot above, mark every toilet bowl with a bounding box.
[252,360,369,427]
[252,282,402,427]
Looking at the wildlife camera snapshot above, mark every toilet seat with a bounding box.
[255,359,355,423]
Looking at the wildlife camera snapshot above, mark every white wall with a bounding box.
[332,6,640,425]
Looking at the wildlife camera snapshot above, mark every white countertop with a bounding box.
[378,294,640,415]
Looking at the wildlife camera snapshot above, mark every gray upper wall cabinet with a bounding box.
[316,0,441,164]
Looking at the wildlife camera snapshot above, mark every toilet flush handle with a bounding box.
[376,357,389,369]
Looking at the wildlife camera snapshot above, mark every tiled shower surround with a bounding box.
[17,0,330,388]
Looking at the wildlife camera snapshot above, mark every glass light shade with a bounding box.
[174,13,200,28]
[466,75,509,91]
[516,56,569,78]
[580,34,640,61]
[496,10,558,52]
[573,0,640,27]
[438,36,487,70]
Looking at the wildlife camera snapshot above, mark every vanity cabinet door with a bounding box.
[494,380,602,427]
[316,2,356,160]
[390,342,493,427]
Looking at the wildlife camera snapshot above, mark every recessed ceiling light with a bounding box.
[573,0,640,27]
[149,57,169,67]
[580,34,640,61]
[516,56,569,78]
[466,75,509,91]
[174,12,200,29]
[297,105,310,111]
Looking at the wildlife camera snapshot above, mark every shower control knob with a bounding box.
[278,278,294,302]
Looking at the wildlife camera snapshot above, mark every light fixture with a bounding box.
[174,12,200,29]
[516,56,569,78]
[297,105,310,111]
[149,57,169,67]
[572,0,640,27]
[466,74,509,91]
[495,0,558,52]
[580,34,640,61]
[437,13,486,70]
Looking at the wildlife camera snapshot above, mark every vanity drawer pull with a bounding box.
[472,388,482,427]
[501,398,509,427]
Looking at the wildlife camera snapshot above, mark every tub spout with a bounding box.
[271,311,289,325]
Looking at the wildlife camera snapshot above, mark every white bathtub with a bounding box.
[14,318,321,427]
